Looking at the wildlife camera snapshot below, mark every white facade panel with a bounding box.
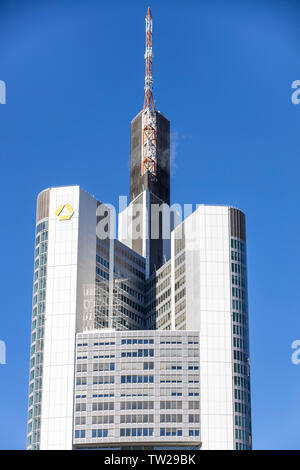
[183,205,234,450]
[40,186,97,450]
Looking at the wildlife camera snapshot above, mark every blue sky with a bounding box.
[0,0,300,450]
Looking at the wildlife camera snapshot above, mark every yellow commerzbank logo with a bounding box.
[55,204,74,220]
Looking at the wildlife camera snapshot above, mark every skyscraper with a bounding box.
[26,8,251,450]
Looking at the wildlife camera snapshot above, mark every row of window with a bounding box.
[120,428,153,437]
[234,376,249,389]
[120,414,154,424]
[93,376,115,385]
[175,288,185,304]
[93,354,115,359]
[232,299,247,313]
[121,349,154,357]
[233,337,248,350]
[96,255,109,269]
[175,252,185,268]
[119,305,144,326]
[234,388,250,402]
[160,428,182,437]
[121,339,154,345]
[74,424,200,437]
[231,251,246,264]
[156,277,171,295]
[119,282,144,303]
[114,244,145,270]
[232,287,247,300]
[92,402,114,411]
[93,341,115,346]
[114,254,145,281]
[160,363,199,371]
[121,362,154,371]
[233,324,247,337]
[77,363,115,373]
[234,362,249,376]
[96,266,109,280]
[235,428,249,442]
[120,401,154,410]
[121,375,154,384]
[35,230,48,245]
[160,375,199,384]
[232,263,247,277]
[119,294,144,314]
[233,311,247,326]
[231,238,245,252]
[157,288,171,306]
[235,402,249,414]
[232,274,247,288]
[233,350,248,363]
[92,415,114,424]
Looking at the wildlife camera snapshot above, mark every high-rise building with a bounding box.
[26,8,251,451]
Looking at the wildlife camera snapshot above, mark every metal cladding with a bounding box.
[36,189,50,222]
[130,111,170,205]
[230,208,246,241]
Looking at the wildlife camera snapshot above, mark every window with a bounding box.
[76,377,87,386]
[188,414,200,423]
[75,416,86,425]
[160,428,182,437]
[121,349,154,358]
[93,375,114,385]
[160,401,182,410]
[92,429,109,438]
[143,362,154,370]
[120,401,154,410]
[121,375,154,384]
[160,414,182,423]
[92,415,114,425]
[75,403,86,412]
[93,362,115,371]
[188,401,200,410]
[75,430,85,439]
[92,402,114,411]
[120,414,154,424]
[120,428,153,437]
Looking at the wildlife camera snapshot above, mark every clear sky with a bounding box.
[0,0,300,450]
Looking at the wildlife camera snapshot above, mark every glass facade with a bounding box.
[27,220,48,450]
[231,237,252,450]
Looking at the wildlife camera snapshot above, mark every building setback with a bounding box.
[26,8,251,450]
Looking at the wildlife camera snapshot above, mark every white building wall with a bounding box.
[183,205,234,450]
[118,192,147,256]
[40,186,97,450]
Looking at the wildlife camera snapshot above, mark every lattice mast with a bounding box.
[142,7,157,177]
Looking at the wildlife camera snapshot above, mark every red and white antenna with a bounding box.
[141,7,157,176]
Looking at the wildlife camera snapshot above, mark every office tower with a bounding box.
[26,8,251,450]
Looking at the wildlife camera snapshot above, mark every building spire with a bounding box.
[142,7,157,176]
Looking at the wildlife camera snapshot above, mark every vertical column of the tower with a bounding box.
[127,110,170,275]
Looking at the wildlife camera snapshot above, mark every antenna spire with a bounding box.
[141,7,157,176]
[143,7,155,112]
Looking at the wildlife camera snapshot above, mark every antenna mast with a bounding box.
[142,7,157,176]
